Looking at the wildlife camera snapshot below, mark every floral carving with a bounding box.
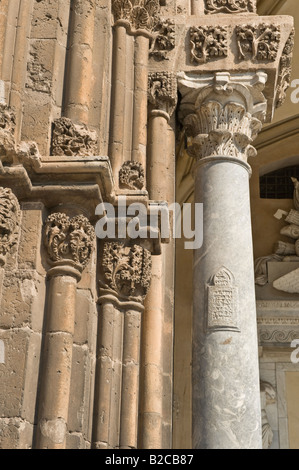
[184,101,262,161]
[51,117,98,157]
[236,24,280,61]
[102,242,152,300]
[44,212,95,268]
[0,104,17,163]
[149,19,175,60]
[112,0,160,32]
[190,26,228,64]
[148,72,177,116]
[276,29,295,108]
[204,0,256,14]
[0,188,20,263]
[119,161,145,190]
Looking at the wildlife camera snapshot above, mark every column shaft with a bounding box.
[193,158,262,449]
[63,0,95,124]
[36,274,77,449]
[132,35,149,175]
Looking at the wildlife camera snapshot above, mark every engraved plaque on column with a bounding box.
[207,267,240,331]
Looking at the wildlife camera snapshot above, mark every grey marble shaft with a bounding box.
[193,157,262,449]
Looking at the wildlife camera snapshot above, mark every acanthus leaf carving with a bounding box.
[51,117,98,157]
[236,24,281,62]
[0,187,20,264]
[184,101,261,161]
[190,26,228,64]
[148,71,177,116]
[44,212,95,269]
[119,161,145,190]
[112,0,160,32]
[101,241,152,301]
[204,0,256,14]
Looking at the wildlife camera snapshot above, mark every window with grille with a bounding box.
[260,166,299,199]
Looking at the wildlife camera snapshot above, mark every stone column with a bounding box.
[35,212,95,449]
[138,72,177,449]
[92,241,152,449]
[63,0,95,124]
[178,71,268,449]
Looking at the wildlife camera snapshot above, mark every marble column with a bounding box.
[178,71,268,449]
[36,212,95,449]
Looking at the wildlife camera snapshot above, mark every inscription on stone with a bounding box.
[207,267,239,331]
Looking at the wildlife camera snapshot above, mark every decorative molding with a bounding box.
[276,29,295,108]
[148,71,177,117]
[43,212,95,270]
[236,24,280,61]
[204,0,256,14]
[112,0,160,33]
[101,241,152,301]
[190,26,228,64]
[207,267,239,331]
[0,187,20,265]
[51,117,98,157]
[256,300,299,311]
[119,161,145,190]
[259,328,299,344]
[149,19,175,60]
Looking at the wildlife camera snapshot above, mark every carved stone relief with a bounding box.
[101,241,152,301]
[207,267,239,331]
[190,26,228,64]
[236,24,281,61]
[150,19,175,60]
[204,0,256,14]
[119,161,145,190]
[51,117,98,157]
[148,71,177,116]
[0,104,16,163]
[43,212,95,269]
[276,29,295,108]
[0,188,20,265]
[260,381,276,449]
[255,177,299,292]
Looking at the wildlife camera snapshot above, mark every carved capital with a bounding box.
[0,188,20,265]
[51,117,98,157]
[100,241,152,302]
[112,0,160,33]
[43,212,95,272]
[148,72,177,117]
[204,0,256,14]
[119,161,145,190]
[178,71,267,162]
